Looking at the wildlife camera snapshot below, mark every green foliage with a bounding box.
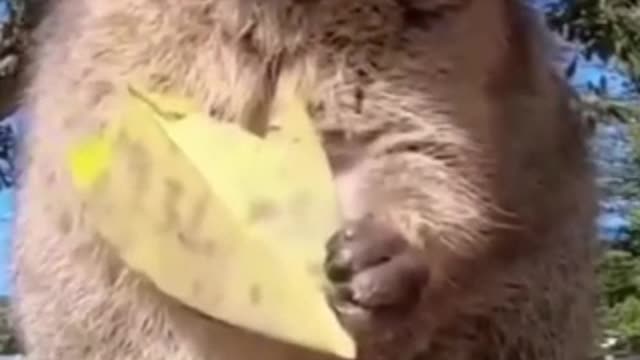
[545,0,640,63]
[544,0,640,92]
[598,250,640,305]
[597,119,640,356]
[543,0,640,126]
[545,10,640,353]
[0,297,20,354]
[0,0,38,189]
[598,243,640,354]
[604,297,640,353]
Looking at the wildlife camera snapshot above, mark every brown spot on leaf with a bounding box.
[307,262,324,277]
[192,280,203,298]
[176,231,216,255]
[125,142,151,195]
[115,131,132,148]
[160,177,183,231]
[187,193,209,231]
[249,284,262,306]
[290,192,310,216]
[248,200,277,223]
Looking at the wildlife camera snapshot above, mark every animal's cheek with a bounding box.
[333,159,404,224]
[334,163,370,222]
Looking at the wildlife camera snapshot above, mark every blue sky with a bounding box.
[529,0,631,97]
[0,190,14,296]
[527,0,637,241]
[569,55,630,97]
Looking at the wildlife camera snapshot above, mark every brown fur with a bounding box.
[11,0,598,359]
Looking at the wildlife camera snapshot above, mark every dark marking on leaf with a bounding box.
[91,172,111,204]
[307,262,324,277]
[267,124,281,133]
[162,111,186,122]
[161,177,183,231]
[125,142,151,195]
[249,284,262,306]
[176,231,216,255]
[290,192,310,216]
[192,280,203,298]
[187,193,209,231]
[115,131,132,148]
[127,85,186,122]
[249,200,277,223]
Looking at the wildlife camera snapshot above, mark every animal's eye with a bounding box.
[397,0,466,26]
[397,0,465,11]
[383,140,426,154]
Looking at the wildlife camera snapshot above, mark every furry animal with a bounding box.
[11,0,598,359]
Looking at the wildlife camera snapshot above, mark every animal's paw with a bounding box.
[324,216,430,335]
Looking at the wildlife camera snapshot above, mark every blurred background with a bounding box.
[0,0,635,358]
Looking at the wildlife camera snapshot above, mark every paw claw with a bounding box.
[324,217,429,325]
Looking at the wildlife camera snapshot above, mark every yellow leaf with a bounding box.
[67,80,355,359]
[68,137,113,191]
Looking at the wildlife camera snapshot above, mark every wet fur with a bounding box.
[11,0,597,359]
